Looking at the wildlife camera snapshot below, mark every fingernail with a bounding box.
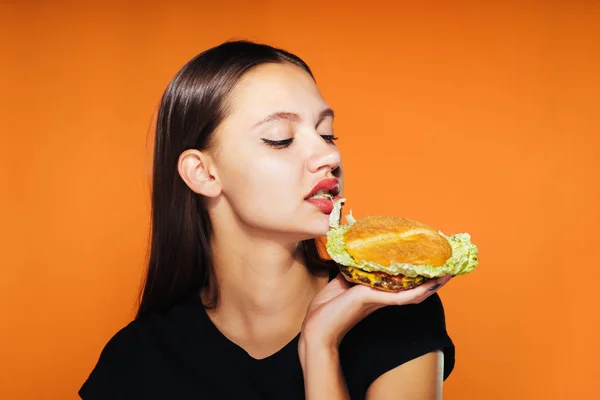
[429,283,442,291]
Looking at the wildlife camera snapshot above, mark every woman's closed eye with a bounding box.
[261,138,294,149]
[261,135,339,149]
[320,135,338,144]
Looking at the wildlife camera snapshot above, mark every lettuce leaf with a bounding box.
[325,199,479,278]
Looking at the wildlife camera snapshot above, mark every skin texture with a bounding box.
[177,62,452,399]
[366,351,444,400]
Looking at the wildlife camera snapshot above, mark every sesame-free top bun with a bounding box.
[343,216,453,267]
[326,199,478,292]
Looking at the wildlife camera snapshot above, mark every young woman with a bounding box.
[79,40,455,400]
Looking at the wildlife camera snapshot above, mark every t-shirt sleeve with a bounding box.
[339,293,455,397]
[79,322,142,400]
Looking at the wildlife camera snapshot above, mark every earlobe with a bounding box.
[177,149,222,197]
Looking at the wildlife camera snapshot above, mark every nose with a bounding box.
[306,139,342,175]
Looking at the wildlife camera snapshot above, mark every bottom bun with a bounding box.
[339,265,431,292]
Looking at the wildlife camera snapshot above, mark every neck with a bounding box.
[203,232,327,359]
[203,197,328,316]
[208,233,321,315]
[201,206,329,350]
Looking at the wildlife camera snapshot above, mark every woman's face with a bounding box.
[211,62,343,240]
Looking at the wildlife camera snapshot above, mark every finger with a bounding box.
[415,274,455,300]
[310,273,353,306]
[438,274,453,286]
[418,275,453,294]
[329,273,352,290]
[353,277,445,306]
[349,283,425,306]
[427,274,453,292]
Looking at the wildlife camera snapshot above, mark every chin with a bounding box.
[269,205,338,243]
[297,214,332,240]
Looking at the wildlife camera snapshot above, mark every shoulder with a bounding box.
[339,293,455,396]
[79,319,146,399]
[79,299,207,399]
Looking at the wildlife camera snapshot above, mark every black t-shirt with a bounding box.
[79,275,455,399]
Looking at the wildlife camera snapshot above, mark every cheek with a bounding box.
[223,151,301,209]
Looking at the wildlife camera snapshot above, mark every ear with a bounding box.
[177,149,222,198]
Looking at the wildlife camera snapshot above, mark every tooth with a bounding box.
[309,191,333,200]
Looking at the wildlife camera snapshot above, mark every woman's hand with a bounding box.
[299,273,453,359]
[298,273,452,399]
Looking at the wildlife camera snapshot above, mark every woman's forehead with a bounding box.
[226,63,326,124]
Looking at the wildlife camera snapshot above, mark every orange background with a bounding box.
[1,1,599,399]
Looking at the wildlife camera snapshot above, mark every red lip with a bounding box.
[304,178,340,199]
[305,195,342,214]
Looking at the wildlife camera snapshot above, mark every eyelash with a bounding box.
[262,135,339,149]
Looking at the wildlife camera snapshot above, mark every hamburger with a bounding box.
[326,199,478,292]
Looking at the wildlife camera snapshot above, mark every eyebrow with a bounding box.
[252,108,335,128]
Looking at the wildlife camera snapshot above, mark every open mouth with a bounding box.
[305,178,340,201]
[307,188,338,201]
[304,182,340,214]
